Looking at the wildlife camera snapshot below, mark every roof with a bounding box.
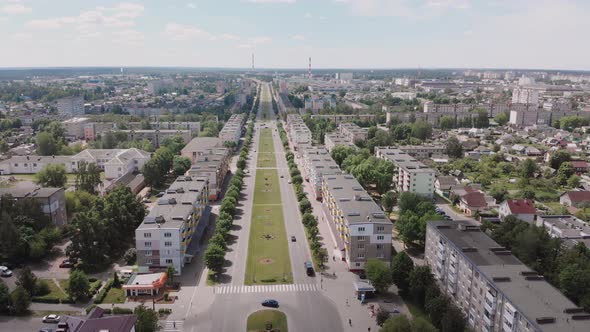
[64,306,137,332]
[461,191,487,208]
[504,199,536,214]
[436,176,459,188]
[181,137,222,155]
[561,191,590,203]
[0,186,62,199]
[124,272,167,289]
[571,160,588,168]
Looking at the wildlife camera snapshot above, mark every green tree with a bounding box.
[568,175,581,188]
[549,150,571,169]
[35,164,68,188]
[445,136,463,159]
[66,210,109,267]
[0,140,8,153]
[0,281,11,313]
[75,161,102,194]
[411,317,438,332]
[519,159,537,183]
[10,286,30,315]
[172,155,191,176]
[380,314,412,332]
[425,295,448,328]
[409,266,434,307]
[113,271,121,288]
[101,186,146,254]
[134,304,159,332]
[381,191,396,213]
[391,252,414,293]
[67,270,90,301]
[161,135,186,154]
[441,305,466,332]
[299,198,312,214]
[494,112,509,126]
[439,116,455,130]
[16,267,37,296]
[559,264,590,305]
[166,266,176,285]
[35,131,59,156]
[365,259,393,293]
[376,308,390,326]
[557,161,574,185]
[205,244,225,275]
[330,145,356,167]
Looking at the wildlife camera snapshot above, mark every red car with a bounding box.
[59,260,74,268]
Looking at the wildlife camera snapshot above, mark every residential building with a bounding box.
[62,117,91,139]
[301,146,342,201]
[0,155,74,175]
[324,133,355,152]
[375,147,435,197]
[62,307,136,332]
[120,129,192,148]
[72,148,151,180]
[339,123,368,144]
[286,114,313,150]
[322,174,393,271]
[180,137,223,164]
[571,160,589,174]
[435,176,460,197]
[186,148,230,201]
[309,114,377,124]
[425,220,589,332]
[396,144,447,159]
[512,87,540,108]
[498,199,537,223]
[0,186,67,227]
[84,122,117,141]
[219,114,245,144]
[559,191,590,208]
[135,176,209,275]
[536,215,590,248]
[123,272,167,298]
[57,96,84,118]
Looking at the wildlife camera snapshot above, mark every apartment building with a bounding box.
[301,146,342,201]
[536,215,590,248]
[285,114,313,150]
[512,87,540,108]
[135,176,209,275]
[375,147,435,197]
[0,155,74,175]
[425,221,589,332]
[119,129,192,148]
[128,121,200,137]
[72,148,151,180]
[219,114,245,144]
[84,122,117,141]
[57,96,84,118]
[322,174,392,270]
[186,148,230,201]
[339,123,368,144]
[396,144,447,159]
[180,137,223,164]
[62,117,91,139]
[324,133,356,152]
[0,187,67,227]
[310,114,377,124]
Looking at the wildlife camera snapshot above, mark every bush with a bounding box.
[112,307,133,315]
[88,277,98,283]
[159,308,172,315]
[94,279,114,304]
[31,296,60,303]
[89,280,102,295]
[35,280,50,297]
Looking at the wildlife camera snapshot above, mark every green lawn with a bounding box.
[257,128,276,168]
[9,173,105,188]
[36,279,69,301]
[245,129,293,285]
[247,310,288,332]
[102,286,126,303]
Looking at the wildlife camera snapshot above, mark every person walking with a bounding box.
[349,319,352,326]
[346,299,349,306]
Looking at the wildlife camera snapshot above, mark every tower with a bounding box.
[252,53,255,70]
[308,57,312,79]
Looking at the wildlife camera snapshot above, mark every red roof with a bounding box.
[461,192,487,208]
[505,199,536,214]
[563,191,590,203]
[571,161,589,168]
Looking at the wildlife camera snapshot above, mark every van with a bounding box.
[304,261,314,276]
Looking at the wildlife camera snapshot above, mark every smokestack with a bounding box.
[252,53,255,70]
[308,57,312,80]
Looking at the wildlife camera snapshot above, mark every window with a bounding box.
[165,259,173,264]
[144,232,152,238]
[145,259,153,265]
[164,232,172,238]
[145,241,151,247]
[377,226,385,232]
[165,241,172,247]
[358,236,366,242]
[355,263,361,267]
[357,244,365,249]
[377,235,384,240]
[14,163,18,167]
[376,244,383,250]
[358,227,365,232]
[33,163,37,167]
[357,253,365,259]
[145,250,152,256]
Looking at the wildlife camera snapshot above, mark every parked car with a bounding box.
[0,270,12,277]
[142,198,151,203]
[291,236,296,242]
[304,261,315,276]
[59,260,73,268]
[155,192,165,198]
[0,266,8,272]
[42,314,61,323]
[287,180,292,184]
[261,299,279,308]
[280,175,284,178]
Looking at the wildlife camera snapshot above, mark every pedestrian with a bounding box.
[349,319,352,326]
[368,328,371,332]
[173,322,176,328]
[332,255,335,261]
[346,299,349,306]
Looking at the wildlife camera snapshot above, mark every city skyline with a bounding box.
[0,0,589,70]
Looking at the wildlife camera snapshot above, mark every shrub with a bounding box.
[88,277,98,282]
[94,279,114,304]
[35,280,50,296]
[158,308,172,315]
[85,304,97,314]
[31,296,60,303]
[112,307,133,315]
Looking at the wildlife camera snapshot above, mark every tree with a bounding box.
[161,135,186,154]
[365,259,393,293]
[205,244,225,275]
[549,151,571,169]
[557,161,574,185]
[299,198,312,214]
[0,281,11,313]
[445,136,463,158]
[35,164,68,188]
[425,295,448,328]
[381,192,396,213]
[409,266,434,307]
[16,267,37,296]
[35,131,59,156]
[519,159,537,183]
[66,210,109,267]
[67,270,90,301]
[75,160,102,194]
[411,317,438,332]
[439,116,455,130]
[172,155,191,176]
[113,271,121,288]
[558,264,590,305]
[376,308,390,326]
[166,266,176,285]
[494,112,509,126]
[568,175,581,188]
[391,252,414,293]
[134,304,159,332]
[440,305,466,332]
[10,286,30,315]
[331,145,356,167]
[380,314,412,332]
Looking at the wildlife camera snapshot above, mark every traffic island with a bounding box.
[247,309,288,332]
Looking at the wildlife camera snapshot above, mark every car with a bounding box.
[42,314,61,323]
[142,198,151,203]
[304,261,315,276]
[59,260,73,268]
[155,192,165,198]
[280,175,284,178]
[261,299,279,308]
[287,180,292,184]
[444,216,452,220]
[39,329,53,332]
[0,266,8,272]
[291,236,296,242]
[0,270,12,277]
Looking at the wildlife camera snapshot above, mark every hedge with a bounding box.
[94,279,114,304]
[112,307,133,315]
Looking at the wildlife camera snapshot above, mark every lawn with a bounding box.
[9,173,105,188]
[245,128,292,285]
[36,279,69,302]
[257,128,276,168]
[102,286,126,304]
[247,310,288,332]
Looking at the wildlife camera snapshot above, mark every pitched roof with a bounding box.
[505,199,536,214]
[562,190,590,202]
[461,192,487,208]
[570,160,588,168]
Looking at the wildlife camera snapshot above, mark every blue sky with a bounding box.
[0,0,589,69]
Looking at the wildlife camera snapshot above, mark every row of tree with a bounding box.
[395,193,442,248]
[330,146,394,195]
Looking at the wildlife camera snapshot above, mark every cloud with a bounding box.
[113,29,144,44]
[187,3,197,9]
[334,0,470,18]
[251,36,272,44]
[219,33,240,41]
[291,34,305,40]
[0,3,32,14]
[304,12,312,19]
[164,23,212,41]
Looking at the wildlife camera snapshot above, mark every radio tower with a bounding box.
[308,57,312,79]
[251,53,255,70]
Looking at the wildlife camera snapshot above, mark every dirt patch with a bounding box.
[259,258,274,265]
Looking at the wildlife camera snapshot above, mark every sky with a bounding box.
[0,0,589,70]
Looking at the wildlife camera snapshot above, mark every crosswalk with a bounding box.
[216,283,318,295]
[163,320,184,332]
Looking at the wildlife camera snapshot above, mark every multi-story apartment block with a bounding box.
[536,215,590,248]
[84,122,117,141]
[0,155,74,175]
[425,220,589,332]
[396,144,447,159]
[127,122,200,137]
[0,187,67,227]
[301,146,342,201]
[324,133,355,152]
[72,148,151,180]
[219,114,245,144]
[135,176,209,275]
[62,117,92,139]
[375,147,435,197]
[186,148,230,201]
[285,114,313,150]
[322,174,392,270]
[118,129,192,148]
[512,87,540,108]
[57,96,84,118]
[310,114,377,124]
[339,123,368,144]
[180,137,223,164]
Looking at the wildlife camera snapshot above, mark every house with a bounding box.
[559,191,590,208]
[452,185,496,216]
[524,146,542,156]
[571,160,589,174]
[434,176,460,197]
[61,306,136,332]
[72,148,151,180]
[498,199,536,223]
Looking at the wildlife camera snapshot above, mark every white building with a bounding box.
[324,133,355,152]
[512,87,539,108]
[498,199,537,223]
[57,96,84,118]
[375,147,435,197]
[301,146,342,201]
[0,155,75,175]
[536,215,590,248]
[72,148,150,180]
[62,117,91,139]
[218,114,245,144]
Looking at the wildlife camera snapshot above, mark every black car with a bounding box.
[261,299,279,308]
[304,261,315,276]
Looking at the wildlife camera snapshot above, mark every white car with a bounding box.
[0,270,12,277]
[0,266,8,272]
[42,314,61,323]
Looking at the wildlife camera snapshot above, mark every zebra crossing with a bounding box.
[163,320,184,332]
[216,283,318,295]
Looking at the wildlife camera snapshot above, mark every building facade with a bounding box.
[0,187,67,227]
[375,147,435,197]
[57,96,84,118]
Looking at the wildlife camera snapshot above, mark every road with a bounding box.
[436,203,479,225]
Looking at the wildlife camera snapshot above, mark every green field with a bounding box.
[247,310,288,332]
[35,279,70,302]
[245,129,292,285]
[256,128,276,168]
[102,287,126,303]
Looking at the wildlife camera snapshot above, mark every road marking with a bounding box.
[215,284,318,295]
[163,320,184,332]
